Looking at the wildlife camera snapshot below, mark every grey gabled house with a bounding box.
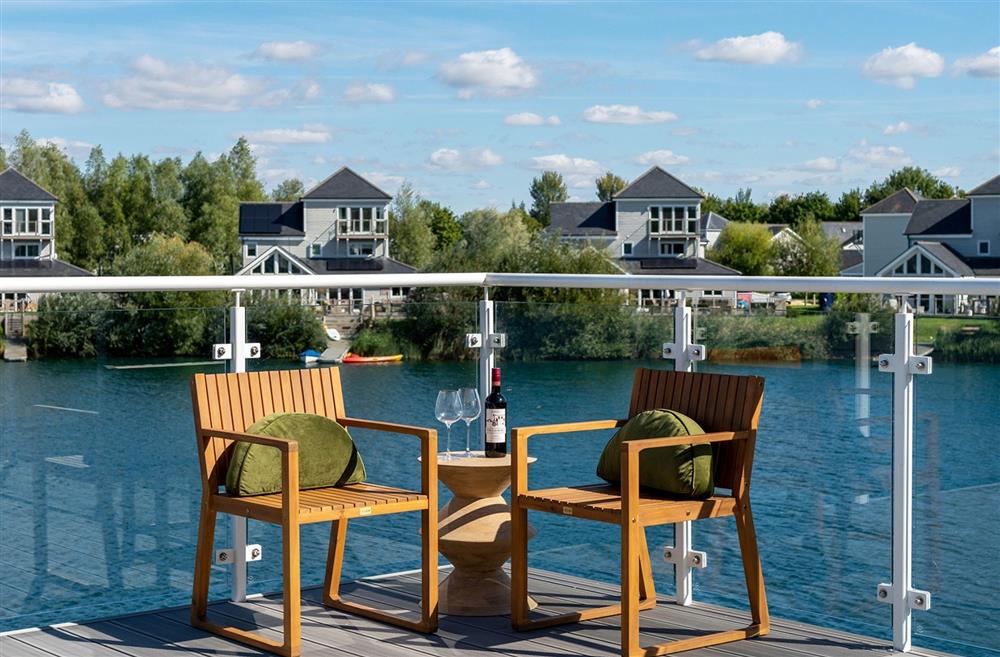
[549,166,738,306]
[235,167,415,309]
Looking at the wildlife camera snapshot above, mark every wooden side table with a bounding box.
[436,452,538,616]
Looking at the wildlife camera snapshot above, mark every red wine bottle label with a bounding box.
[485,408,506,444]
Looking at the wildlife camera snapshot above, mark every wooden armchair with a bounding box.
[189,368,438,657]
[510,368,768,657]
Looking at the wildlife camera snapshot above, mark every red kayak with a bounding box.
[341,352,404,364]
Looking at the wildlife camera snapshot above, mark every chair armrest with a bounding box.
[620,430,750,455]
[199,429,299,506]
[339,416,436,440]
[510,419,627,497]
[200,428,298,452]
[338,417,437,497]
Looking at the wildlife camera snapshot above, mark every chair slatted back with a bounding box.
[628,368,764,492]
[190,368,346,491]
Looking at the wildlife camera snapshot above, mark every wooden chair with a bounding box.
[510,367,768,657]
[189,368,438,657]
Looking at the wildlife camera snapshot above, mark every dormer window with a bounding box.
[337,206,385,234]
[649,205,699,235]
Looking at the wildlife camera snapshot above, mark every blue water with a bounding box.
[1,358,997,656]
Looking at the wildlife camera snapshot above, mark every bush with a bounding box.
[933,322,1000,363]
[245,296,327,359]
[351,326,408,357]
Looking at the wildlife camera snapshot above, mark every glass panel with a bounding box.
[650,206,659,219]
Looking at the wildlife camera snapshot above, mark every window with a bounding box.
[391,287,411,298]
[622,242,633,256]
[338,207,349,234]
[2,209,11,235]
[649,205,699,234]
[310,243,321,257]
[349,242,374,257]
[362,207,372,232]
[15,209,26,233]
[894,253,945,276]
[659,241,685,256]
[979,240,991,255]
[246,243,257,258]
[350,207,362,232]
[14,244,39,258]
[40,209,52,235]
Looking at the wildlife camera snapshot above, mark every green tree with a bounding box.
[529,171,567,226]
[184,155,240,269]
[227,137,266,201]
[719,187,765,223]
[699,190,724,215]
[863,167,955,206]
[388,181,436,268]
[0,146,7,169]
[595,171,627,201]
[421,200,462,250]
[767,191,835,228]
[708,222,774,275]
[271,178,305,201]
[772,218,842,276]
[833,188,863,222]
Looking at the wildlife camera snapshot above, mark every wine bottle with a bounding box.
[484,367,507,458]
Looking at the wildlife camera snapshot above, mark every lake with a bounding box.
[1,358,997,656]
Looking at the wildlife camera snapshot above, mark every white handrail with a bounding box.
[0,272,998,295]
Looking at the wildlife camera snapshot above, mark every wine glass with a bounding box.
[435,389,462,461]
[459,387,482,457]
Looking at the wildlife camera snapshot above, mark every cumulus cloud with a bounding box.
[932,166,962,178]
[102,55,275,111]
[37,136,94,158]
[504,112,561,126]
[1,78,85,113]
[472,179,492,189]
[953,46,1000,78]
[804,99,824,109]
[242,125,331,144]
[862,43,943,89]
[848,142,912,167]
[528,154,602,188]
[254,40,321,61]
[582,104,678,125]
[695,31,802,64]
[342,82,395,104]
[635,150,691,166]
[438,48,538,98]
[362,171,404,192]
[428,148,504,170]
[803,157,839,172]
[883,121,911,135]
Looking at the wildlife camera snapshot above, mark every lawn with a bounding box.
[915,317,996,343]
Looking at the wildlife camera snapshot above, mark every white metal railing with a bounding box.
[2,272,998,652]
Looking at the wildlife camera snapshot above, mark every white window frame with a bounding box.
[349,242,374,258]
[622,242,634,256]
[1,208,12,236]
[978,240,991,256]
[648,205,700,236]
[246,243,257,258]
[658,241,686,256]
[2,206,53,236]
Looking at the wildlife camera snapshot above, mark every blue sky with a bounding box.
[2,1,998,211]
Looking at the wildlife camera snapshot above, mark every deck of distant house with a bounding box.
[1,568,956,657]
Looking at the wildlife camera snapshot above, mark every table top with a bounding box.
[421,451,537,467]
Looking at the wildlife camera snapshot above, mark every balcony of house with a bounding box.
[0,272,997,657]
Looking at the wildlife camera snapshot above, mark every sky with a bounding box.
[1,0,998,211]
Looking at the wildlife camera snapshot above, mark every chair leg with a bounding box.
[282,513,301,657]
[735,497,770,634]
[420,503,439,632]
[510,500,530,629]
[637,528,656,610]
[190,503,216,624]
[621,515,641,657]
[322,519,348,604]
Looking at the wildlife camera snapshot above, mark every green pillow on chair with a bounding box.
[226,413,366,497]
[596,409,713,499]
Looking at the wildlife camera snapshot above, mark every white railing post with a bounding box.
[876,309,932,651]
[661,293,707,606]
[478,289,495,447]
[229,292,249,603]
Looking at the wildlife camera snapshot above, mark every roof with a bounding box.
[904,199,971,235]
[0,259,91,277]
[548,202,615,236]
[699,211,729,232]
[617,256,740,276]
[614,167,703,200]
[0,168,58,202]
[821,222,863,245]
[302,167,392,201]
[765,223,792,237]
[966,258,1000,276]
[967,174,1000,196]
[911,241,974,276]
[238,202,304,236]
[302,257,417,275]
[840,249,864,271]
[861,188,920,215]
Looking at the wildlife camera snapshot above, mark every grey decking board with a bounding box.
[1,635,64,657]
[111,612,272,656]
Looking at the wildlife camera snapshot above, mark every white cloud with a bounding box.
[362,171,404,192]
[582,104,678,125]
[37,136,94,158]
[953,46,1000,78]
[102,55,272,111]
[695,31,802,64]
[428,147,504,170]
[242,125,331,144]
[0,78,85,113]
[804,99,824,109]
[671,126,699,136]
[803,157,839,172]
[932,166,962,178]
[635,149,691,166]
[528,153,602,188]
[472,179,492,189]
[504,112,561,126]
[302,80,321,100]
[438,47,538,98]
[848,143,912,167]
[883,121,911,135]
[862,43,944,89]
[342,82,395,104]
[255,40,320,61]
[260,168,300,186]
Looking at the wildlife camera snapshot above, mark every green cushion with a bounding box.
[596,409,713,499]
[225,413,366,497]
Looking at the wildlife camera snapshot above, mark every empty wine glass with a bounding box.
[459,387,482,457]
[435,389,462,461]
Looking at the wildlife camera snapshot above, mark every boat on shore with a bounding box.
[299,349,322,364]
[341,352,403,364]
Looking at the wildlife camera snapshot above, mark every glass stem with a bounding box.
[465,421,472,454]
[446,423,452,456]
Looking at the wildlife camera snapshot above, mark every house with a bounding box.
[236,167,415,309]
[820,221,865,276]
[549,167,740,306]
[862,175,1000,314]
[0,168,91,311]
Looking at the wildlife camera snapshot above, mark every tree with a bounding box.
[0,146,7,169]
[766,191,834,228]
[227,137,266,201]
[388,181,436,268]
[863,167,955,206]
[772,218,842,276]
[420,200,462,250]
[271,178,305,201]
[529,171,567,226]
[595,171,627,201]
[699,190,724,215]
[708,222,774,275]
[719,187,765,223]
[833,188,863,222]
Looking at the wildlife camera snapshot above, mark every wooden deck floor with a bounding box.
[1,569,955,657]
